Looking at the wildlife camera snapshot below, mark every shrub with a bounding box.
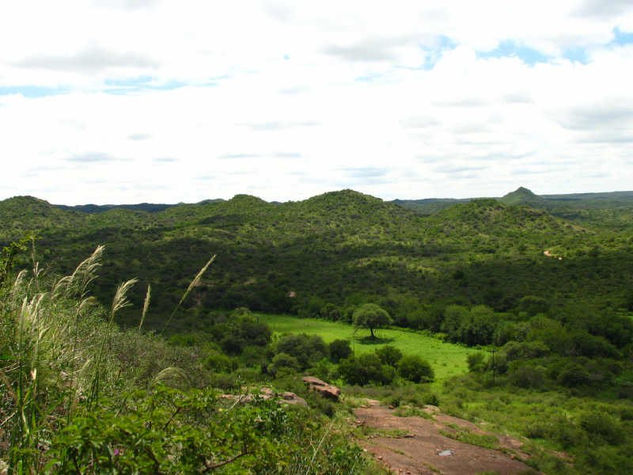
[275,333,328,369]
[558,363,592,387]
[508,363,546,389]
[203,349,236,373]
[338,354,394,386]
[320,303,342,321]
[267,352,300,376]
[579,412,624,445]
[467,353,487,373]
[503,340,549,361]
[328,339,352,363]
[375,345,403,367]
[398,355,434,383]
[517,295,550,316]
[218,314,272,355]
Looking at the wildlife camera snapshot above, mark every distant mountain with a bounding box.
[499,187,547,207]
[56,203,176,214]
[541,190,633,209]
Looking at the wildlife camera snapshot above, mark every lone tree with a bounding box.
[353,303,392,339]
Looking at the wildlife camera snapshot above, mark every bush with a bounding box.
[467,353,486,373]
[508,363,546,389]
[517,295,550,316]
[558,363,592,387]
[503,340,549,361]
[328,339,352,363]
[203,350,237,373]
[338,354,394,386]
[579,412,624,445]
[375,345,403,367]
[218,314,272,355]
[275,334,328,369]
[398,355,434,383]
[267,352,300,376]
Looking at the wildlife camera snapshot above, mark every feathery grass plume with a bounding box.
[51,275,72,299]
[67,245,105,298]
[110,278,138,323]
[78,296,97,314]
[88,277,137,408]
[10,269,28,301]
[179,255,216,309]
[139,284,151,330]
[152,366,191,388]
[162,255,215,332]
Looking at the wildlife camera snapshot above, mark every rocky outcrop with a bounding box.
[219,387,307,407]
[280,391,308,407]
[302,376,341,401]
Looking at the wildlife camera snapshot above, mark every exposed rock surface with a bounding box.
[302,376,341,400]
[355,400,537,474]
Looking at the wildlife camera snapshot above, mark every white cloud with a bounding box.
[0,1,632,203]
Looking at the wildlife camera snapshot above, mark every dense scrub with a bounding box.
[3,190,633,332]
[0,246,367,473]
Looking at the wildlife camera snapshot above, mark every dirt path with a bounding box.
[355,400,536,475]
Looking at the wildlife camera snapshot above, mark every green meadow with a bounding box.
[258,313,478,381]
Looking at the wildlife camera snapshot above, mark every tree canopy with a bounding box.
[353,303,392,339]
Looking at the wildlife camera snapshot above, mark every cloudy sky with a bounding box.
[1,0,632,204]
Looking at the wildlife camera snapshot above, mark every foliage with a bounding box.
[267,352,300,376]
[375,345,403,367]
[338,353,395,386]
[260,313,474,381]
[397,355,434,383]
[353,303,392,339]
[273,333,328,370]
[329,339,352,362]
[0,246,367,473]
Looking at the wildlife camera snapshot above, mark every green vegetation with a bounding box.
[0,246,368,473]
[3,186,633,473]
[353,303,392,339]
[259,313,476,381]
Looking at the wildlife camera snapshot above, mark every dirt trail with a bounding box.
[355,400,536,475]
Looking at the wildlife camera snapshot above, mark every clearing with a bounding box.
[259,314,478,381]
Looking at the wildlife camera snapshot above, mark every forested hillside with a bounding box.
[1,189,632,330]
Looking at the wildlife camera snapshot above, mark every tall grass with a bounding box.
[0,245,221,472]
[1,246,111,470]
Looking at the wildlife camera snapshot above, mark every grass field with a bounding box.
[258,313,478,381]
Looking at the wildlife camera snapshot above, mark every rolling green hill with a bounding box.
[1,189,632,329]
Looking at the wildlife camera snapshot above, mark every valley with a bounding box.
[2,187,633,473]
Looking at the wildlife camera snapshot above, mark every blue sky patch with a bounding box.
[421,35,457,70]
[0,85,68,98]
[611,27,633,46]
[354,72,384,83]
[563,47,589,64]
[104,78,188,94]
[104,76,154,87]
[478,40,551,66]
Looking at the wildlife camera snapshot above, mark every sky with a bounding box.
[1,0,633,205]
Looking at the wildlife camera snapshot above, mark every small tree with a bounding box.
[353,303,392,339]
